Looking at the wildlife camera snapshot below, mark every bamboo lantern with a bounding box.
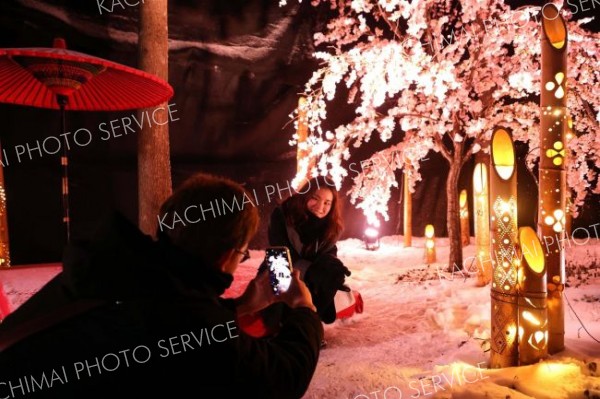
[404,166,412,247]
[424,224,436,264]
[516,226,548,365]
[460,189,470,247]
[489,127,519,368]
[473,158,491,286]
[540,3,567,354]
[0,139,9,268]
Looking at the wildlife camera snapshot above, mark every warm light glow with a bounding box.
[555,72,564,85]
[459,189,468,208]
[424,224,436,263]
[534,331,545,343]
[365,227,379,238]
[522,310,541,326]
[544,209,565,233]
[473,163,487,194]
[507,323,518,344]
[425,224,434,238]
[542,4,567,50]
[546,141,565,165]
[364,224,380,250]
[533,362,577,379]
[492,128,515,180]
[500,201,511,214]
[519,227,545,274]
[527,329,547,351]
[545,73,566,99]
[518,325,524,341]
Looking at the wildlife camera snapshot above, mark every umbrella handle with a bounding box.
[57,94,70,244]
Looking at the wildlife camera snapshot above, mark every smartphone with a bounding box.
[264,246,293,296]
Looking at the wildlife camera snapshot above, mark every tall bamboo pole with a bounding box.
[460,189,470,247]
[489,127,519,368]
[516,226,548,365]
[473,155,491,286]
[138,0,172,237]
[539,3,567,354]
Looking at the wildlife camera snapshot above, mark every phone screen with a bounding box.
[265,247,293,295]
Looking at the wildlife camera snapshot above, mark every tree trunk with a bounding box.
[138,0,172,237]
[446,158,463,272]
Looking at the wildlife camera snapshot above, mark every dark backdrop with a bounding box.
[0,0,597,265]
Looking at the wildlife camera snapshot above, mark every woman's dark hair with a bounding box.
[282,176,344,246]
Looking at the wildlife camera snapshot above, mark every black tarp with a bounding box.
[0,0,598,264]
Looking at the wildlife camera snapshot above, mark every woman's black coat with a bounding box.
[263,206,350,324]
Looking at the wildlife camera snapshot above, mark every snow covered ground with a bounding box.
[231,235,600,399]
[1,236,598,398]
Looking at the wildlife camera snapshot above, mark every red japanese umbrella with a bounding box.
[0,38,174,242]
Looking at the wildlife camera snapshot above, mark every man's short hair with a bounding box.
[158,172,259,266]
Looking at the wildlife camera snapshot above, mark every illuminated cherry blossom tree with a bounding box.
[283,0,600,270]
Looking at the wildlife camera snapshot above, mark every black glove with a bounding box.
[304,254,351,323]
[327,256,351,291]
[339,284,351,292]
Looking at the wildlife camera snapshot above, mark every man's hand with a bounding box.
[280,270,316,312]
[235,270,277,316]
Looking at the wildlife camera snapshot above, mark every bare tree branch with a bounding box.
[434,133,453,162]
[377,3,403,41]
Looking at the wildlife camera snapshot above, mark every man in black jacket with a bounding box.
[0,172,323,398]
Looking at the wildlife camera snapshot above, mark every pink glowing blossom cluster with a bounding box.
[284,0,599,225]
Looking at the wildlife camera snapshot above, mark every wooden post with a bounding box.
[489,127,519,368]
[540,3,567,354]
[403,166,412,247]
[138,0,172,237]
[564,116,574,237]
[292,96,311,191]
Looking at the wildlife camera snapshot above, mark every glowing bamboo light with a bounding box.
[473,157,491,286]
[460,189,470,247]
[489,127,519,368]
[540,3,567,354]
[517,226,548,365]
[422,224,435,264]
[404,166,412,247]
